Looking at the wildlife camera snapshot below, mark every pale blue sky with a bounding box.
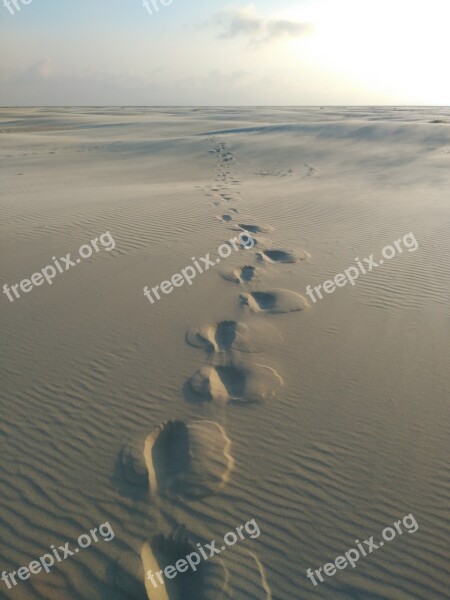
[1,0,449,105]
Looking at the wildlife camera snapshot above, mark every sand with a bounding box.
[0,106,449,599]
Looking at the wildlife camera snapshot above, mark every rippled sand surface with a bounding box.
[0,106,449,599]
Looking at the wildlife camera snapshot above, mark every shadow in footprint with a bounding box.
[238,224,274,234]
[240,265,256,281]
[240,289,309,314]
[115,527,229,600]
[149,530,206,599]
[215,321,238,351]
[258,248,311,263]
[221,265,256,285]
[215,365,247,398]
[186,320,238,354]
[150,421,191,492]
[258,250,296,264]
[250,292,277,310]
[228,235,258,249]
[186,365,248,405]
[121,420,234,499]
[186,318,282,356]
[187,362,283,405]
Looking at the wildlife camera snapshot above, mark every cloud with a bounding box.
[211,6,312,46]
[0,60,254,106]
[16,59,54,83]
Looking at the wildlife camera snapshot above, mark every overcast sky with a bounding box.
[1,0,449,105]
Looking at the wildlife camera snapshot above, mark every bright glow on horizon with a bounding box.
[289,0,450,104]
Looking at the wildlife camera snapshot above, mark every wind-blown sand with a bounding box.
[0,107,449,599]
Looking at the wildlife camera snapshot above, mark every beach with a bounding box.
[0,106,449,599]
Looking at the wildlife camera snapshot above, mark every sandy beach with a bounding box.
[0,106,449,599]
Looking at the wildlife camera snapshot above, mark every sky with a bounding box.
[1,0,449,105]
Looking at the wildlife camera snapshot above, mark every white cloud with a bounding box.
[212,5,312,46]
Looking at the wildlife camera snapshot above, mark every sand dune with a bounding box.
[1,107,449,600]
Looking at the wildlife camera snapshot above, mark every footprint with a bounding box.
[227,235,259,249]
[188,363,283,405]
[116,528,228,600]
[257,249,310,264]
[216,214,233,223]
[186,319,282,354]
[187,320,238,353]
[302,163,316,178]
[257,250,295,264]
[122,420,234,498]
[236,224,274,234]
[236,265,255,282]
[142,528,228,600]
[240,289,309,314]
[253,169,292,178]
[221,265,256,284]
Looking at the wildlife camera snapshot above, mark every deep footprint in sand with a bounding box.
[116,528,229,600]
[257,249,310,264]
[221,265,256,284]
[122,420,234,498]
[236,223,274,234]
[216,214,233,223]
[186,319,282,354]
[188,362,283,405]
[219,192,239,202]
[225,234,259,249]
[240,289,309,314]
[143,529,229,600]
